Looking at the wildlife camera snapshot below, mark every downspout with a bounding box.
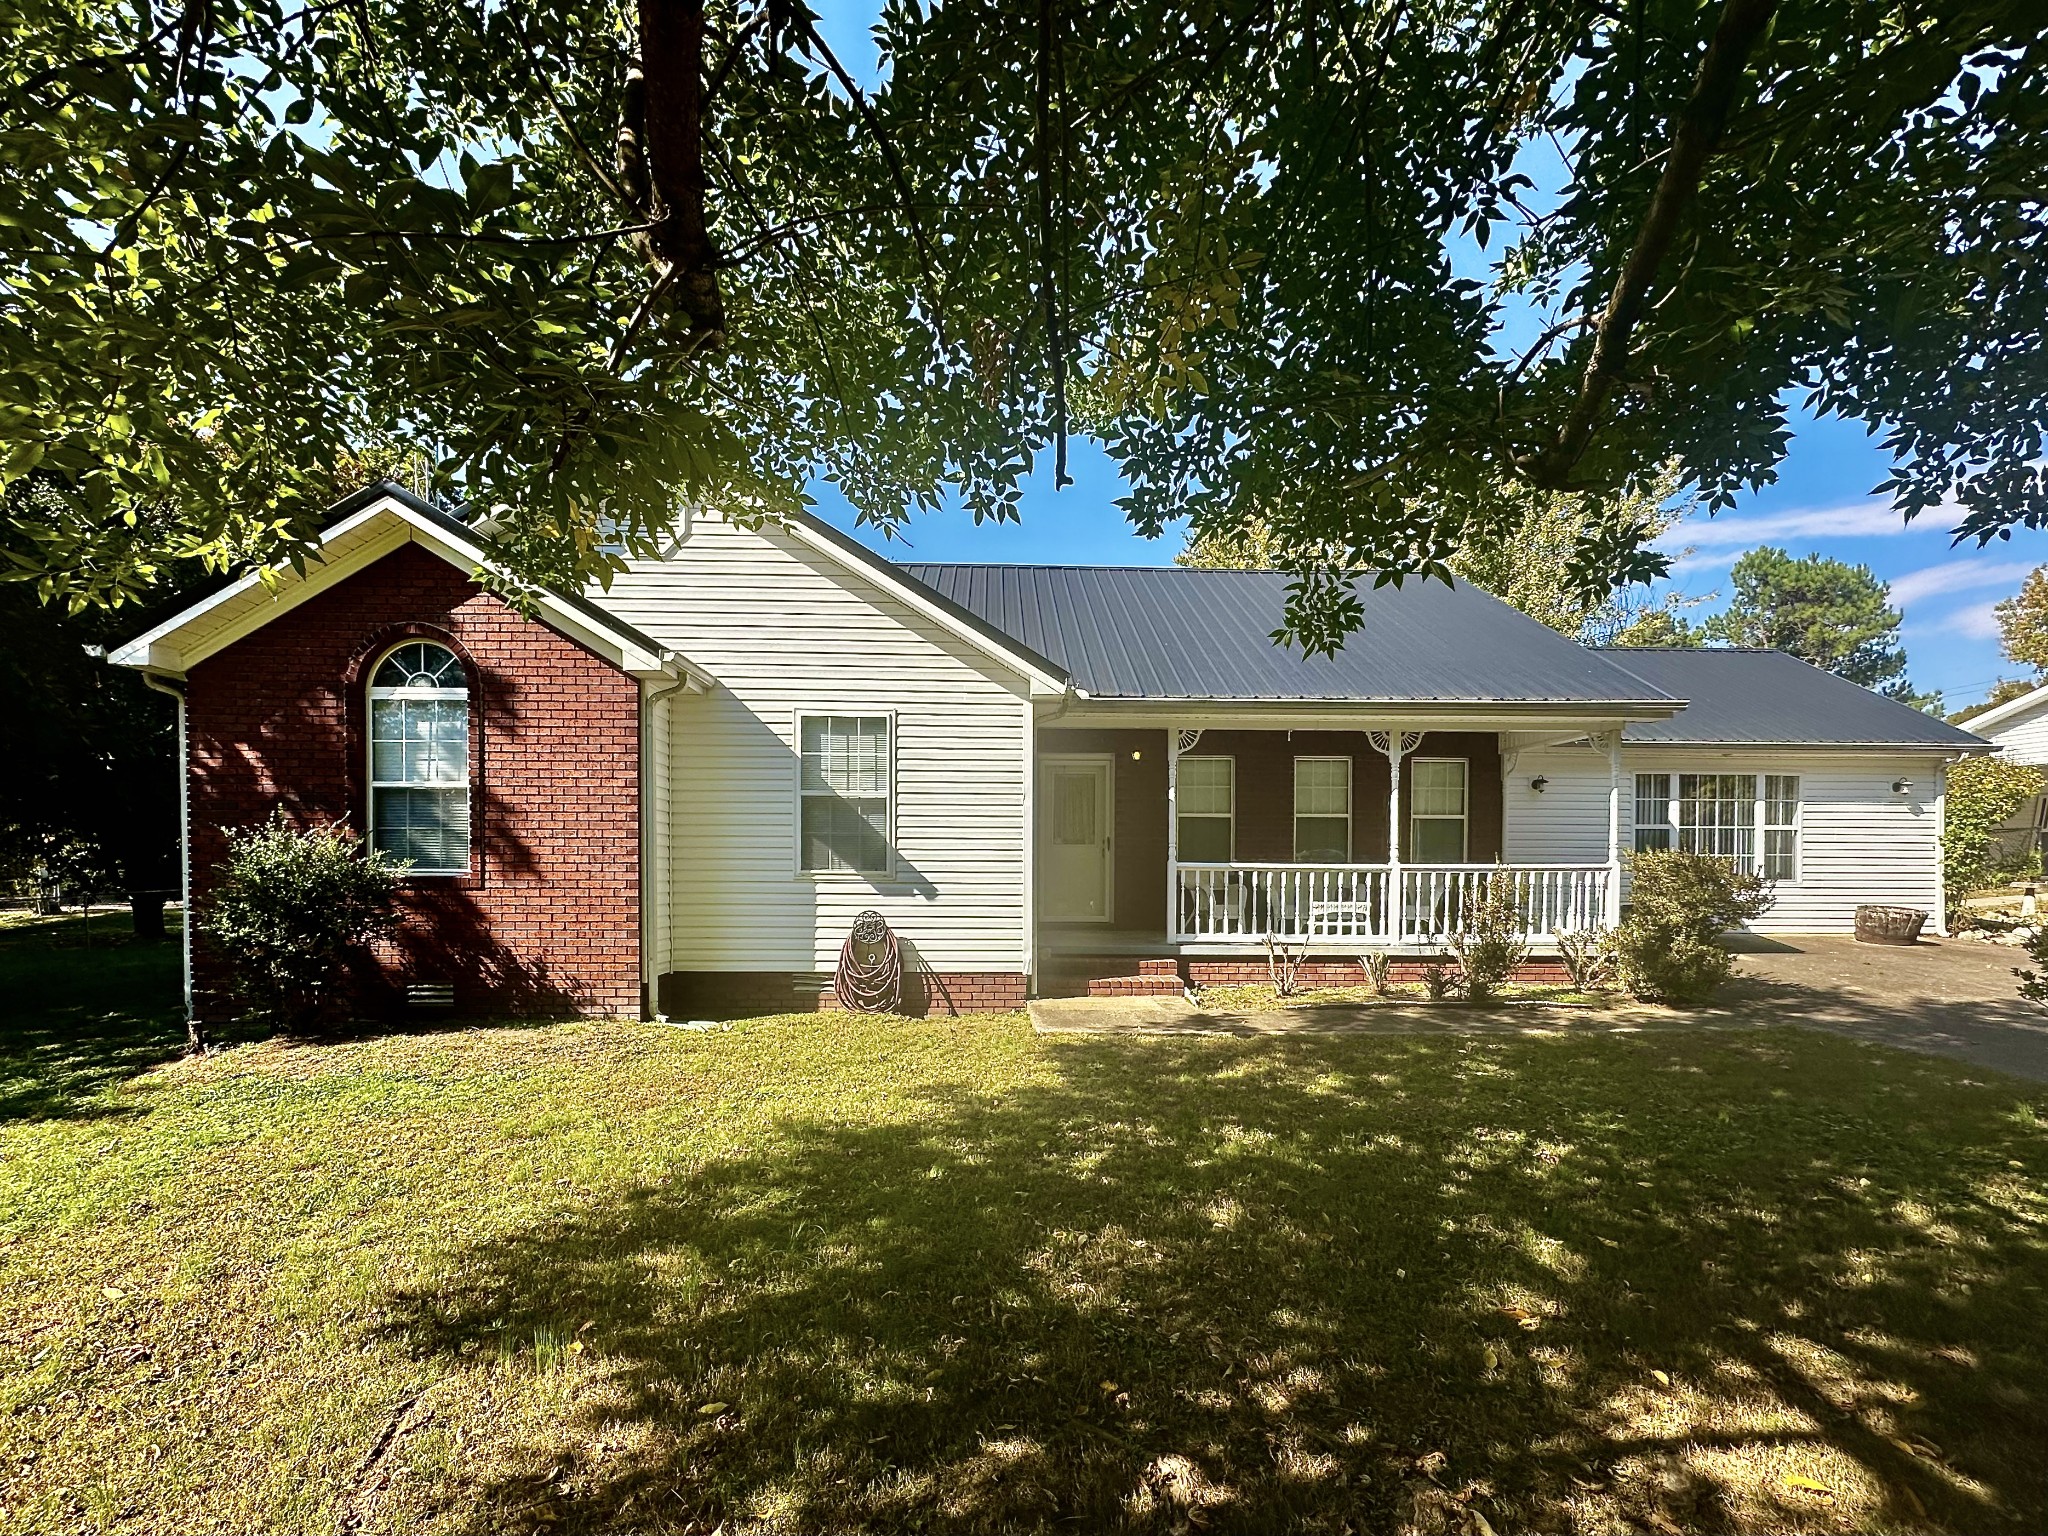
[141,673,197,1050]
[640,669,691,1018]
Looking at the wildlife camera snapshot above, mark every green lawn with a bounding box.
[3,916,2046,1534]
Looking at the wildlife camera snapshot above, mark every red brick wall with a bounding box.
[186,542,641,1019]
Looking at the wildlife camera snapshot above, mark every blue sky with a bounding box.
[801,0,2042,712]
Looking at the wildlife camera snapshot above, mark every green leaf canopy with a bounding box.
[3,0,2044,650]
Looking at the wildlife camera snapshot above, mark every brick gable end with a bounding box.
[186,542,641,1018]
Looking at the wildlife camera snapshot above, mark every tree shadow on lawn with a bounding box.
[0,912,187,1122]
[379,1029,2048,1535]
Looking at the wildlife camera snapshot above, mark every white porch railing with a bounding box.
[1174,862,1611,947]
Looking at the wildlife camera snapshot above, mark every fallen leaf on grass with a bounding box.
[1784,1475,1835,1503]
[1649,1369,1671,1387]
[697,1402,728,1416]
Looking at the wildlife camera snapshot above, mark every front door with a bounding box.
[1040,756,1114,921]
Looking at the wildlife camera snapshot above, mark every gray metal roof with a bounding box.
[898,564,1678,706]
[1595,647,1991,750]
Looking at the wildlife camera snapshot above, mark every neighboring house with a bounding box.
[1956,681,2048,863]
[113,483,1992,1020]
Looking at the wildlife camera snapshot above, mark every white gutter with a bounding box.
[639,671,692,1018]
[140,673,197,1049]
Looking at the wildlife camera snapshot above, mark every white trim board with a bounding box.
[110,493,702,685]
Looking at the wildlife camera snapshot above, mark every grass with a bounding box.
[2,917,2046,1533]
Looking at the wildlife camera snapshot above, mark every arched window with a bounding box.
[368,641,470,874]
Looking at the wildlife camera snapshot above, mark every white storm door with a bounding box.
[1040,756,1114,921]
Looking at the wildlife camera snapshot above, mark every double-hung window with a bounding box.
[368,642,471,875]
[1762,775,1800,880]
[1633,771,1800,878]
[799,714,892,874]
[1293,758,1351,861]
[1409,759,1469,862]
[1177,757,1235,861]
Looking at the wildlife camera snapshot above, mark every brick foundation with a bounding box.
[1048,954,1570,995]
[660,970,1029,1019]
[187,542,642,1021]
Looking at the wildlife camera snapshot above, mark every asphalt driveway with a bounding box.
[1705,933,2048,1081]
[1031,935,2048,1082]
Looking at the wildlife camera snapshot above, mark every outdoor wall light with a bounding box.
[1530,775,1549,793]
[1131,749,1142,761]
[1892,777,1913,795]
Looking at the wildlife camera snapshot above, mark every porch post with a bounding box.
[1165,724,1180,943]
[1603,729,1625,927]
[1369,728,1417,941]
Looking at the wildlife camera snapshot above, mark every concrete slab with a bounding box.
[1029,993,1664,1037]
[1033,936,2048,1081]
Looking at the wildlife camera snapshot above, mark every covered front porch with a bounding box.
[1032,717,1626,962]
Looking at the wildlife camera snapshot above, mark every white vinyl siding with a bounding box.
[598,513,1031,974]
[1178,756,1235,861]
[1507,742,1944,933]
[1981,694,2048,765]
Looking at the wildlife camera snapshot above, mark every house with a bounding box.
[1955,681,2048,863]
[113,483,1993,1020]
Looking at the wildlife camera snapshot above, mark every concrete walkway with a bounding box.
[1029,935,2048,1082]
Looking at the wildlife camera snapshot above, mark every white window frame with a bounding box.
[794,709,897,879]
[1408,757,1469,864]
[1633,769,1800,880]
[1762,773,1802,882]
[366,640,471,877]
[1292,756,1352,862]
[1176,755,1236,863]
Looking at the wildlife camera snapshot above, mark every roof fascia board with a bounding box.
[1045,700,1677,731]
[1625,739,1994,755]
[1953,683,2048,734]
[778,514,1070,695]
[107,503,397,670]
[112,494,685,682]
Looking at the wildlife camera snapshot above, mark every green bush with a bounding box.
[198,811,405,1031]
[1448,864,1529,1001]
[1943,757,2044,919]
[2016,927,2048,1010]
[1611,849,1775,1005]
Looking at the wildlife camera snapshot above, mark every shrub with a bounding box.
[1555,928,1613,991]
[1357,952,1392,996]
[2016,926,2048,1010]
[1417,961,1458,1001]
[199,811,405,1031]
[1610,849,1775,1005]
[1944,757,2044,920]
[1447,864,1528,1001]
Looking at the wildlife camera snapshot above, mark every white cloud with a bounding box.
[1657,499,1945,553]
[1947,599,2006,641]
[1887,558,2036,610]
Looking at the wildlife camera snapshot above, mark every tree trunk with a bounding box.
[637,0,725,343]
